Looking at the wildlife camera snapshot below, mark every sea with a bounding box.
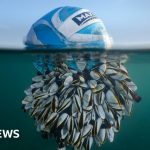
[0,49,150,150]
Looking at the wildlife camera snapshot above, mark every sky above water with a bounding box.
[0,0,150,48]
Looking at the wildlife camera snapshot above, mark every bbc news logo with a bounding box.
[0,130,20,139]
[72,11,97,26]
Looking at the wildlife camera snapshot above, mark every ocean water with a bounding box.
[0,50,150,150]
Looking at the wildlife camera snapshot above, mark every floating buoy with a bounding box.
[22,6,141,150]
[25,6,112,49]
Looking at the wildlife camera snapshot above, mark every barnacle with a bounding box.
[22,52,141,150]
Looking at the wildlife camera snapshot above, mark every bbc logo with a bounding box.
[0,130,20,139]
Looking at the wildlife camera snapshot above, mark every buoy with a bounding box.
[25,6,112,49]
[22,6,141,150]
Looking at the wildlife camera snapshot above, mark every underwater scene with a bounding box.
[0,50,150,150]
